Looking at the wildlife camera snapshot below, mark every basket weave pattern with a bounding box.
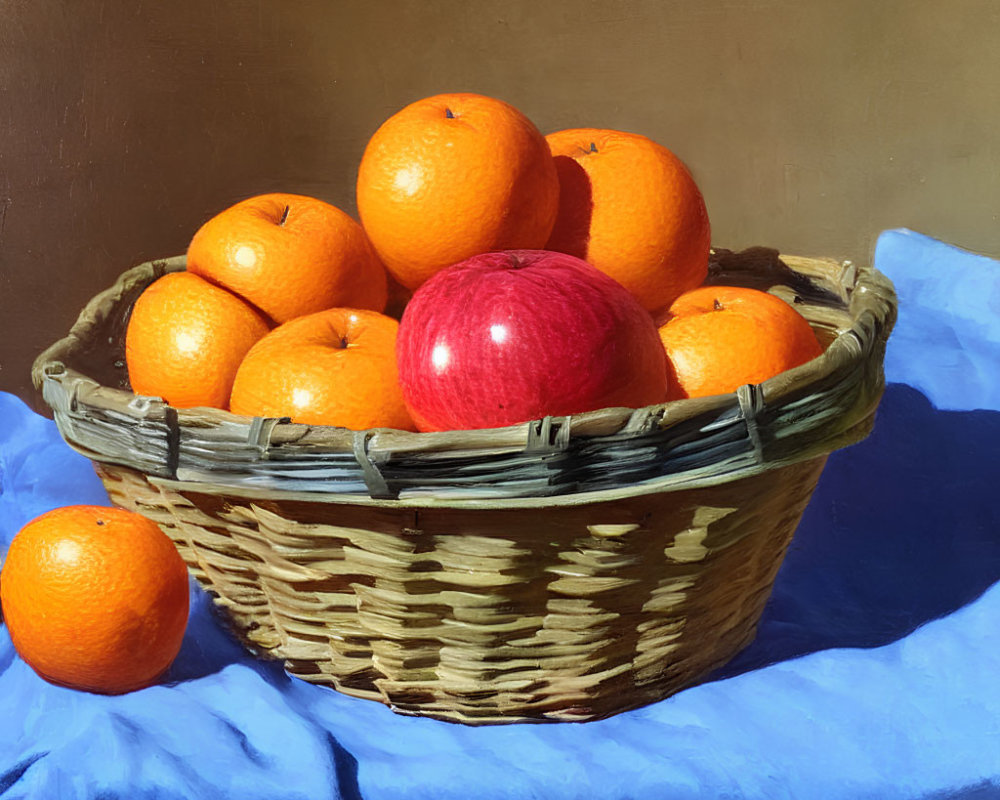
[33,247,896,724]
[96,456,826,722]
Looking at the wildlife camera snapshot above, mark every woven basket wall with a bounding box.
[32,246,896,724]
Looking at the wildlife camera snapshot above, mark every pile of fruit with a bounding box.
[126,91,823,433]
[2,92,826,696]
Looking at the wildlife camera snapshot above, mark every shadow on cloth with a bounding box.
[709,382,1000,682]
[164,583,291,689]
[163,584,367,795]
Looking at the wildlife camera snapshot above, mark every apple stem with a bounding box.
[278,205,290,226]
[713,299,724,311]
[589,142,598,153]
[445,107,455,119]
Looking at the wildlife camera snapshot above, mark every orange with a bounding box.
[356,92,560,290]
[0,505,190,694]
[187,192,388,324]
[125,271,271,409]
[229,308,416,431]
[544,128,711,313]
[658,285,824,399]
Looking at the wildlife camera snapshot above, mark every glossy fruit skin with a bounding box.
[658,285,824,399]
[0,505,190,694]
[229,307,416,431]
[356,92,560,291]
[396,249,670,432]
[125,271,271,409]
[545,128,711,314]
[187,192,388,324]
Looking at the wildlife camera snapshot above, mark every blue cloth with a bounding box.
[874,228,1000,413]
[2,228,999,799]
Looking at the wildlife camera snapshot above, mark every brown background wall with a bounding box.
[2,0,998,407]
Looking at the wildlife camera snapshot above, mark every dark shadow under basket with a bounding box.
[32,247,896,724]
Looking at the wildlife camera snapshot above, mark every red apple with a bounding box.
[396,249,669,432]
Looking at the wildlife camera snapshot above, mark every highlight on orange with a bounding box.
[229,307,416,431]
[0,505,190,694]
[356,92,560,291]
[545,128,711,313]
[125,270,271,409]
[187,192,388,324]
[658,285,824,399]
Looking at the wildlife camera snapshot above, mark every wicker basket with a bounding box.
[32,247,896,724]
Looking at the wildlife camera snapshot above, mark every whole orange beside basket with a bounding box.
[31,246,896,725]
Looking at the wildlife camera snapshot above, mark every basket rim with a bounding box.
[136,447,840,510]
[31,248,897,504]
